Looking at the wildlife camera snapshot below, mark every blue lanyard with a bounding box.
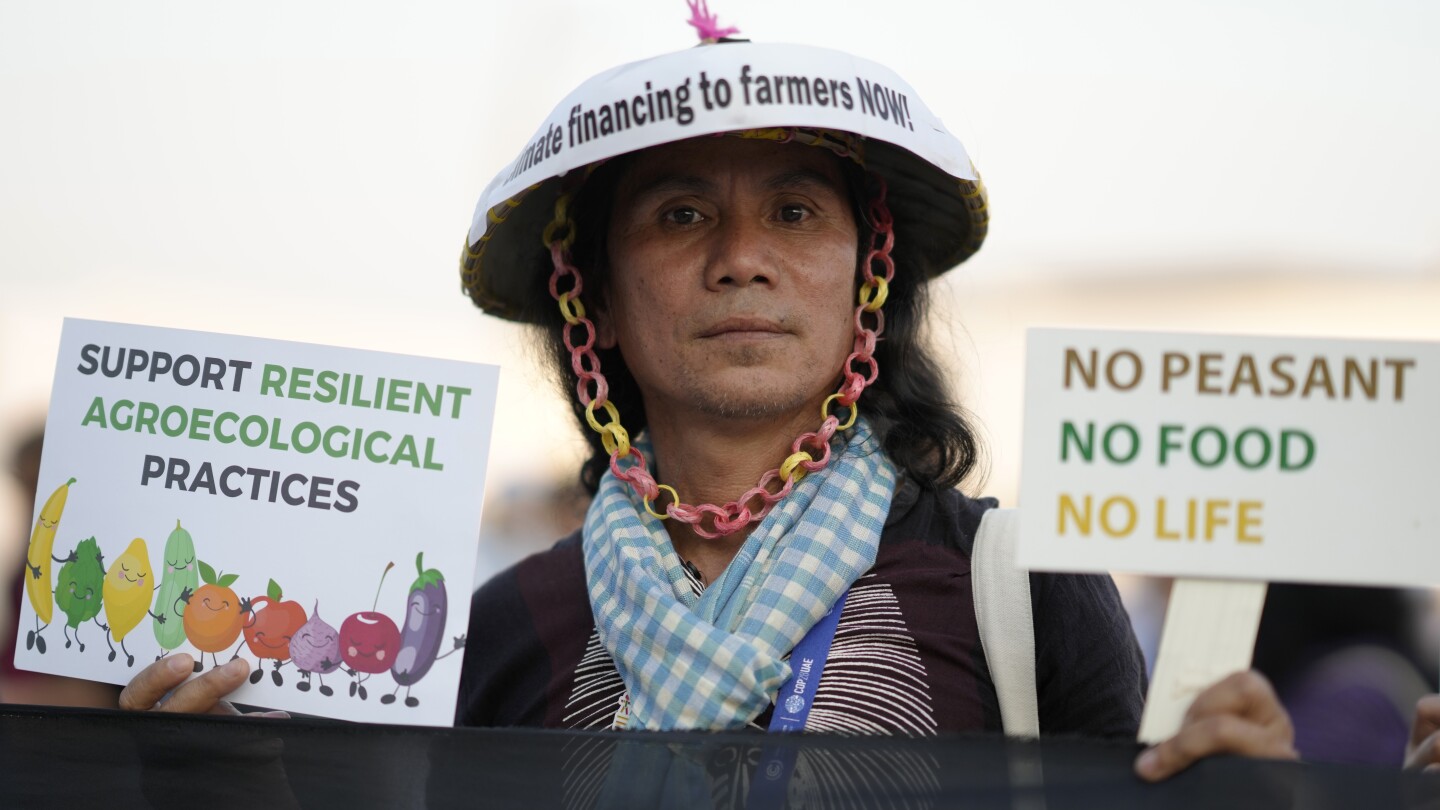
[767,589,848,732]
[748,589,848,809]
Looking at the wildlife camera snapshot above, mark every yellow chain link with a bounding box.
[644,484,679,520]
[558,291,586,325]
[820,393,859,431]
[779,450,814,483]
[858,277,889,312]
[585,399,621,433]
[541,192,577,250]
[542,219,576,250]
[599,421,631,457]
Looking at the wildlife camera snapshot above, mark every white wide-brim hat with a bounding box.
[461,40,988,323]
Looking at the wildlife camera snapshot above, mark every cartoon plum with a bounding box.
[292,601,342,696]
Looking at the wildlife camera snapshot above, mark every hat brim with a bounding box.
[460,43,988,323]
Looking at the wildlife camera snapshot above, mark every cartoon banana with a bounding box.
[103,537,155,667]
[23,477,75,652]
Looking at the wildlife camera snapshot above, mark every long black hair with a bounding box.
[533,150,983,496]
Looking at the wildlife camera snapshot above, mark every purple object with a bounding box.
[392,553,447,686]
[291,602,342,675]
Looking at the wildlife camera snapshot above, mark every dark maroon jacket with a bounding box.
[458,483,1146,738]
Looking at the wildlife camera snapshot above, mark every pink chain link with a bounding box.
[547,176,896,539]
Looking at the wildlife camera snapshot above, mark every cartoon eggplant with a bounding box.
[383,552,464,707]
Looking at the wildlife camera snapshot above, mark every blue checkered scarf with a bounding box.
[582,418,896,730]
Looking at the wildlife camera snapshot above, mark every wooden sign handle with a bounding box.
[1137,578,1269,744]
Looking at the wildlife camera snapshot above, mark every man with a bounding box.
[458,133,1147,736]
[120,16,1296,782]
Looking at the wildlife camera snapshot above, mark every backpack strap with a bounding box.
[972,507,1040,738]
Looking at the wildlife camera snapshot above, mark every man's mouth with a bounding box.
[699,318,787,339]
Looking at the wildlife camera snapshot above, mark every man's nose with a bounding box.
[704,215,774,290]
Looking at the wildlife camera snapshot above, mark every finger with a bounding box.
[1183,670,1288,728]
[1410,696,1440,752]
[1135,713,1296,782]
[1408,733,1440,771]
[156,658,249,715]
[119,654,197,711]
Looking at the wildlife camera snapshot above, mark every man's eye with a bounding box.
[778,204,808,223]
[664,207,703,225]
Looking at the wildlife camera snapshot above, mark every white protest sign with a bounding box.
[1017,327,1438,743]
[1018,328,1438,586]
[15,319,498,727]
[469,41,974,244]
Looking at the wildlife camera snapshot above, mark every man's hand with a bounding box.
[1134,670,1298,782]
[119,654,282,717]
[1405,695,1440,771]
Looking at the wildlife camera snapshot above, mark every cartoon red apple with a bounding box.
[340,562,400,700]
[243,579,308,685]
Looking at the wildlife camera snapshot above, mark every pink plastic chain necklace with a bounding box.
[544,176,896,539]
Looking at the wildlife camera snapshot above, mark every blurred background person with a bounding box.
[1252,583,1434,766]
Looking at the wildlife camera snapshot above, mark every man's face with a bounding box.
[597,137,859,426]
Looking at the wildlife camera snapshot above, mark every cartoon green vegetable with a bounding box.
[153,519,199,656]
[54,537,105,652]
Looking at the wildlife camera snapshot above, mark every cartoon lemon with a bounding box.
[103,538,155,667]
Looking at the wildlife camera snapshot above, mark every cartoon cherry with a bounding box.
[339,562,400,700]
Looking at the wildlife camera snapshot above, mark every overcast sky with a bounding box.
[2,0,1437,486]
